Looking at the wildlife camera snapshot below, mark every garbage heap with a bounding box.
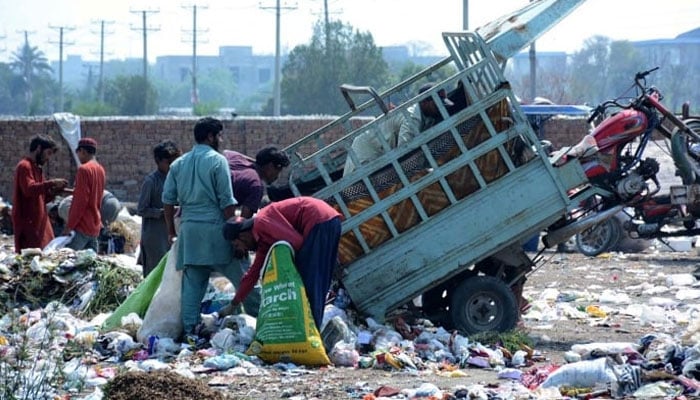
[0,248,141,319]
[2,250,700,399]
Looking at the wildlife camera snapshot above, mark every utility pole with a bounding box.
[462,0,469,30]
[48,25,75,112]
[130,8,159,113]
[260,0,296,116]
[91,20,114,103]
[130,9,159,81]
[528,0,536,102]
[182,4,208,110]
[323,0,330,51]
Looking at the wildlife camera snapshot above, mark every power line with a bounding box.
[48,25,76,112]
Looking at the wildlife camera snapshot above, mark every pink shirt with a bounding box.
[233,197,341,303]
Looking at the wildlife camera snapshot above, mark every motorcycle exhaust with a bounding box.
[542,205,624,248]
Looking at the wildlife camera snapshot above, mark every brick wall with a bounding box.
[0,116,587,203]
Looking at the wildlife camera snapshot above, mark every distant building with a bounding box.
[633,28,700,69]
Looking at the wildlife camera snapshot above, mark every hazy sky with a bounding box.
[0,0,698,63]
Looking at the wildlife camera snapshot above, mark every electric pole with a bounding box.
[260,0,296,116]
[130,8,159,114]
[91,20,114,103]
[182,4,208,110]
[463,0,469,30]
[528,0,536,102]
[130,9,159,81]
[324,0,330,51]
[48,25,75,112]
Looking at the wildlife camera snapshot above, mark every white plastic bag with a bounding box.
[540,357,617,388]
[137,240,183,343]
[43,232,75,253]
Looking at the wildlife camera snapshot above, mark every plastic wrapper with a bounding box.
[329,340,359,367]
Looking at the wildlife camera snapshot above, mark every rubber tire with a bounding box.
[575,217,621,257]
[449,275,518,335]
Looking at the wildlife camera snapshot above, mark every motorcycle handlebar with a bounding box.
[588,67,660,124]
[587,105,603,124]
[635,67,660,82]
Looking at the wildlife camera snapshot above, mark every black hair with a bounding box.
[29,134,58,152]
[153,140,181,162]
[255,145,290,168]
[193,117,223,143]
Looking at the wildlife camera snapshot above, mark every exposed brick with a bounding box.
[0,116,586,203]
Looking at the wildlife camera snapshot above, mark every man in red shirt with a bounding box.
[220,197,342,329]
[12,135,68,253]
[64,137,106,251]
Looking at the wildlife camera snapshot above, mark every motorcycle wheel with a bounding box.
[449,275,518,334]
[575,217,622,257]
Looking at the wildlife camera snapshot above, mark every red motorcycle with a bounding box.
[543,67,700,255]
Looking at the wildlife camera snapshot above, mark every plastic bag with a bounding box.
[246,241,330,366]
[540,357,617,389]
[137,240,183,343]
[101,252,166,332]
[44,232,75,253]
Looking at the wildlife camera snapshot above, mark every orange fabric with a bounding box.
[67,160,106,237]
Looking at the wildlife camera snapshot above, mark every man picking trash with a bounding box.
[219,196,342,329]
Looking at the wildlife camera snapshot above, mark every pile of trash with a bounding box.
[3,249,700,399]
[0,198,11,236]
[0,247,142,318]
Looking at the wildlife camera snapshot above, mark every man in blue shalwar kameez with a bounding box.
[162,117,261,342]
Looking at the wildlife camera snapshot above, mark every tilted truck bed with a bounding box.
[281,31,593,326]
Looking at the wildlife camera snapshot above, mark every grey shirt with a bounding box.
[137,169,169,275]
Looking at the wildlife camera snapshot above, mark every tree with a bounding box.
[103,75,158,115]
[276,20,390,115]
[153,67,238,114]
[567,36,643,105]
[8,33,54,115]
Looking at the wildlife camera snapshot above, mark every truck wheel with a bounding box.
[450,275,518,334]
[575,217,621,257]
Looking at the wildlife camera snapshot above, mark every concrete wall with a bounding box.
[0,116,587,204]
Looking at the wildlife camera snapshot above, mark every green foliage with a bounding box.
[6,37,55,115]
[567,36,644,105]
[70,101,118,117]
[193,101,222,116]
[103,75,159,115]
[154,67,238,110]
[469,329,533,355]
[277,20,390,115]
